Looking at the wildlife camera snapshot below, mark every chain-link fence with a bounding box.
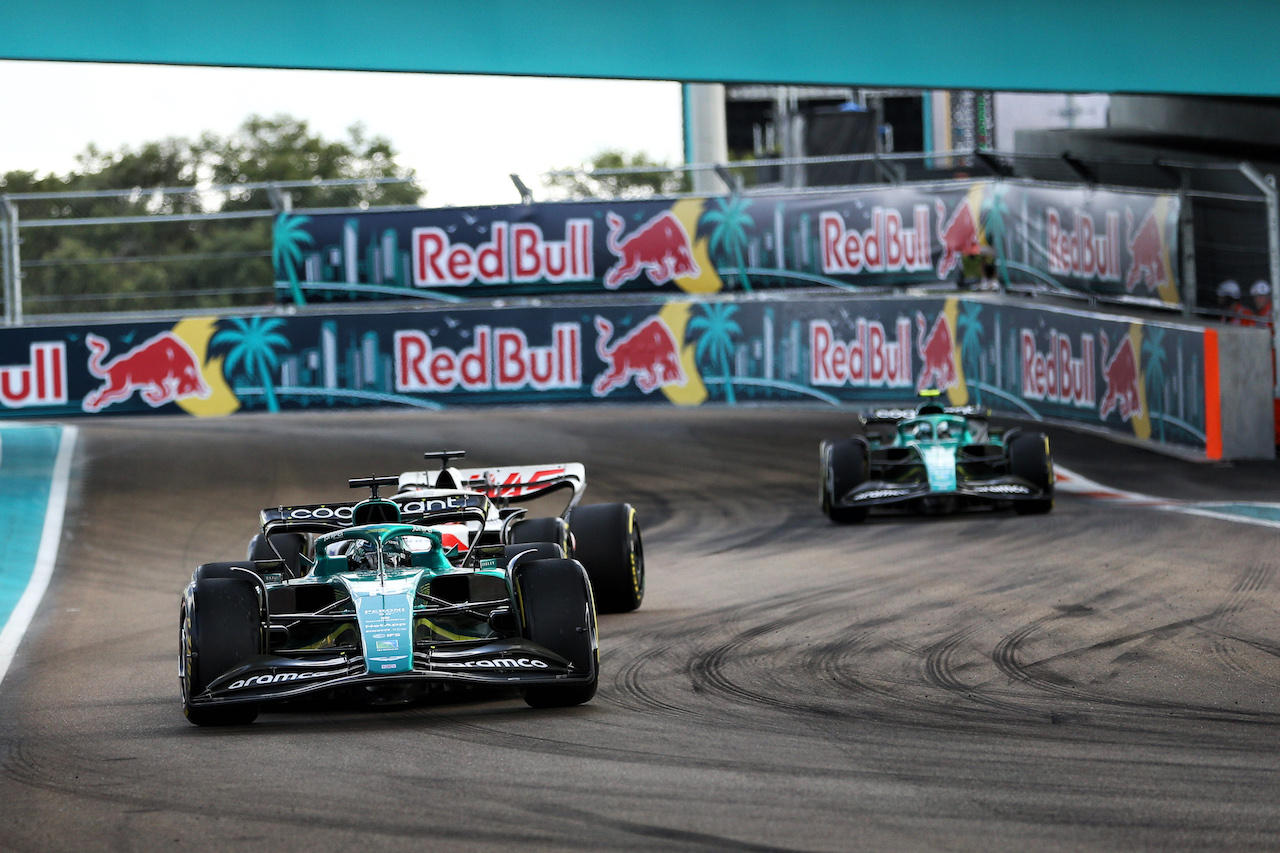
[3,152,1276,328]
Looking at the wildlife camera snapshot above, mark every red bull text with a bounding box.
[820,207,933,275]
[1046,209,1121,282]
[0,342,66,409]
[82,332,210,413]
[413,221,594,287]
[395,324,581,392]
[591,315,686,396]
[603,212,700,289]
[1021,329,1096,408]
[809,318,913,388]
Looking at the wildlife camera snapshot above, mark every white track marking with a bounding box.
[0,426,78,688]
[1056,463,1280,529]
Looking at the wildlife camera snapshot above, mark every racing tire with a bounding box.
[1008,432,1054,515]
[181,577,263,726]
[503,542,564,566]
[510,517,572,559]
[567,503,644,614]
[820,439,869,524]
[514,558,598,708]
[247,532,307,578]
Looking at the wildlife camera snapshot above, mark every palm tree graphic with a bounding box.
[1142,326,1168,441]
[689,302,742,404]
[702,196,755,293]
[274,212,315,307]
[956,301,986,404]
[212,316,292,413]
[983,185,1012,287]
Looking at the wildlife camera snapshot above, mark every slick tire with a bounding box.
[820,439,869,524]
[248,532,308,579]
[503,542,564,567]
[514,558,598,708]
[567,503,644,614]
[1008,432,1054,515]
[181,577,262,727]
[510,517,572,559]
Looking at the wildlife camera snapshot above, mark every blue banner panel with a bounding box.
[0,295,1210,453]
[278,183,1182,308]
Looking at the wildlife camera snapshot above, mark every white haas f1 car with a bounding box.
[820,399,1054,523]
[179,452,643,726]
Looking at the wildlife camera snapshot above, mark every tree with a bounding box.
[1,114,423,314]
[1142,326,1168,441]
[544,149,689,200]
[956,301,985,404]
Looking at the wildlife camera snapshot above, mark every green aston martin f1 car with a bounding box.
[179,476,601,727]
[820,396,1054,523]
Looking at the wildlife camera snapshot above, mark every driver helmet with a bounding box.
[383,539,409,569]
[911,421,934,439]
[346,540,378,572]
[936,420,954,439]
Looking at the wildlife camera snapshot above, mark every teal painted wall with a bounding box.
[2,0,1279,96]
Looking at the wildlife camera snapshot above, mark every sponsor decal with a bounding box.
[915,311,960,393]
[482,467,567,498]
[413,220,594,287]
[1020,329,1096,408]
[591,315,687,397]
[1125,208,1169,293]
[82,331,211,413]
[604,211,700,289]
[820,207,933,275]
[1046,208,1121,282]
[854,488,914,501]
[1099,331,1143,422]
[436,658,550,669]
[0,342,66,409]
[935,198,981,279]
[969,484,1031,494]
[282,494,486,521]
[394,324,581,393]
[810,318,913,389]
[227,669,345,691]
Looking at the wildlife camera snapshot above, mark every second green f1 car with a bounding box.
[820,395,1054,523]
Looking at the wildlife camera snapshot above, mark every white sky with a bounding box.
[0,60,686,207]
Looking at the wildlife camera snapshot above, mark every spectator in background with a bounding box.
[1217,279,1247,324]
[974,260,1001,292]
[1247,280,1272,327]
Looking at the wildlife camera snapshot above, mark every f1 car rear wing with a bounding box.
[399,462,586,508]
[261,492,491,535]
[861,405,990,425]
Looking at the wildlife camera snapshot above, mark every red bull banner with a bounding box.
[272,183,1181,308]
[0,292,1247,457]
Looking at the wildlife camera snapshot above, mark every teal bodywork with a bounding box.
[302,523,512,670]
[872,413,1002,496]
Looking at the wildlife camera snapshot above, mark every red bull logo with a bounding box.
[82,332,211,413]
[1124,209,1169,293]
[935,199,980,279]
[395,324,581,392]
[915,311,959,392]
[1098,331,1143,421]
[819,207,933,275]
[603,211,699,289]
[809,318,913,388]
[591,315,686,397]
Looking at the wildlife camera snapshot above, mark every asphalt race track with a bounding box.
[3,406,1280,852]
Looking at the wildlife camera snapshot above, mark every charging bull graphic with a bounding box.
[592,315,686,397]
[935,199,981,279]
[916,311,959,392]
[603,211,700,289]
[1098,331,1143,421]
[82,331,211,413]
[1124,208,1170,293]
